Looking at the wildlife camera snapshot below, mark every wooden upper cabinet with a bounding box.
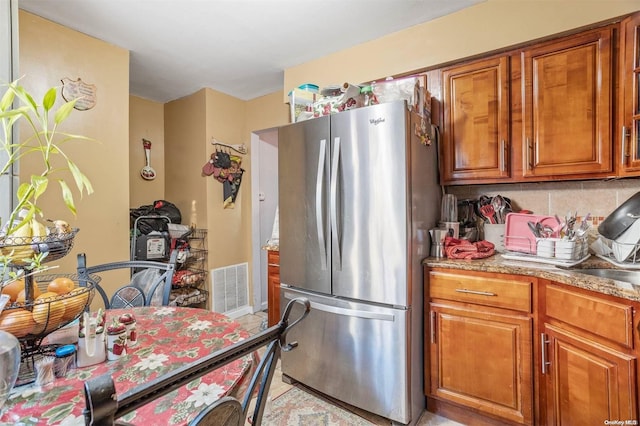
[619,13,640,175]
[519,27,613,178]
[441,56,510,184]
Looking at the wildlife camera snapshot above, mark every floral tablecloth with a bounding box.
[1,306,256,425]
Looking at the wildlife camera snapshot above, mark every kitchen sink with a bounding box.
[576,268,640,286]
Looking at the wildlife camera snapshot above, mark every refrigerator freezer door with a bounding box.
[281,286,412,424]
[330,101,410,307]
[278,116,331,295]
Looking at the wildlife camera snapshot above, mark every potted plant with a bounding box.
[0,78,93,273]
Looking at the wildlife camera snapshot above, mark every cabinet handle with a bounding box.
[621,126,629,166]
[455,288,497,296]
[500,139,506,172]
[526,138,533,170]
[540,333,550,375]
[430,311,436,344]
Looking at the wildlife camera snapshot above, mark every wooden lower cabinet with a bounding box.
[426,269,534,425]
[266,250,280,326]
[426,268,640,425]
[541,324,637,425]
[429,304,534,425]
[539,283,639,424]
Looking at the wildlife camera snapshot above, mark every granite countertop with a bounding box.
[262,242,279,251]
[424,255,640,302]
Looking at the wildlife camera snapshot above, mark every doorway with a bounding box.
[250,128,278,312]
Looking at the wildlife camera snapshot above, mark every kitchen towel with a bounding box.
[445,237,495,259]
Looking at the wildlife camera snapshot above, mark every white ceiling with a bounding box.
[18,0,483,103]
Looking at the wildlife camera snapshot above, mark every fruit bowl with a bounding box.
[0,228,79,266]
[0,273,96,345]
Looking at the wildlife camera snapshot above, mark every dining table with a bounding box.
[0,306,258,426]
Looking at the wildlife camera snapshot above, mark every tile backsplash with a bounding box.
[447,178,640,224]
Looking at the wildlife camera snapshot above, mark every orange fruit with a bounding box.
[1,278,25,302]
[61,288,90,321]
[32,291,66,330]
[47,277,75,295]
[0,308,36,337]
[15,285,42,303]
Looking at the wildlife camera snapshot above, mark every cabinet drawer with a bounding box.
[545,284,634,348]
[267,250,279,266]
[429,271,532,313]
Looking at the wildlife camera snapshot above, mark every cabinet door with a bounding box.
[619,12,640,175]
[542,323,638,425]
[521,27,613,178]
[441,56,510,184]
[429,303,533,424]
[267,251,280,326]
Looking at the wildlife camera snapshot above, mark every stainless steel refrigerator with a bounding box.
[278,100,440,425]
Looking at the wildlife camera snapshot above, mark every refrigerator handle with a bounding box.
[282,291,395,321]
[330,136,341,270]
[316,138,328,270]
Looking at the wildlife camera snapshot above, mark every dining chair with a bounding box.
[76,250,178,309]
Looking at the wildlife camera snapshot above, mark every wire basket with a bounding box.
[0,273,97,346]
[190,228,207,240]
[1,273,98,386]
[169,286,208,307]
[0,228,79,266]
[172,268,207,287]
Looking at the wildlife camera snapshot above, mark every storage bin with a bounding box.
[289,84,319,122]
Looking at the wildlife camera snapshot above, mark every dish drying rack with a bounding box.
[502,234,590,267]
[594,236,640,269]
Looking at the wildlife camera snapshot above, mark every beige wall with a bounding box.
[18,11,130,297]
[129,95,165,207]
[164,90,208,230]
[284,0,640,100]
[162,88,287,310]
[203,88,248,268]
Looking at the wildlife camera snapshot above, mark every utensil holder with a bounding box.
[536,238,557,258]
[555,239,577,260]
[484,224,506,252]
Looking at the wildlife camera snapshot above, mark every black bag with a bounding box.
[130,200,182,234]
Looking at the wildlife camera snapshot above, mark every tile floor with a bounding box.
[235,311,464,426]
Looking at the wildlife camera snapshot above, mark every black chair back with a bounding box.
[77,250,178,309]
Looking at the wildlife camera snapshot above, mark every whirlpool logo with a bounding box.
[369,117,385,125]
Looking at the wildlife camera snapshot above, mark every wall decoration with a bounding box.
[140,138,157,180]
[61,77,97,111]
[202,139,246,209]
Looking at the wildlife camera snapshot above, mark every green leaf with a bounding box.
[67,160,86,192]
[42,87,57,111]
[15,181,32,202]
[0,88,15,112]
[59,180,77,215]
[12,84,38,112]
[31,175,49,199]
[54,99,77,124]
[0,106,28,120]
